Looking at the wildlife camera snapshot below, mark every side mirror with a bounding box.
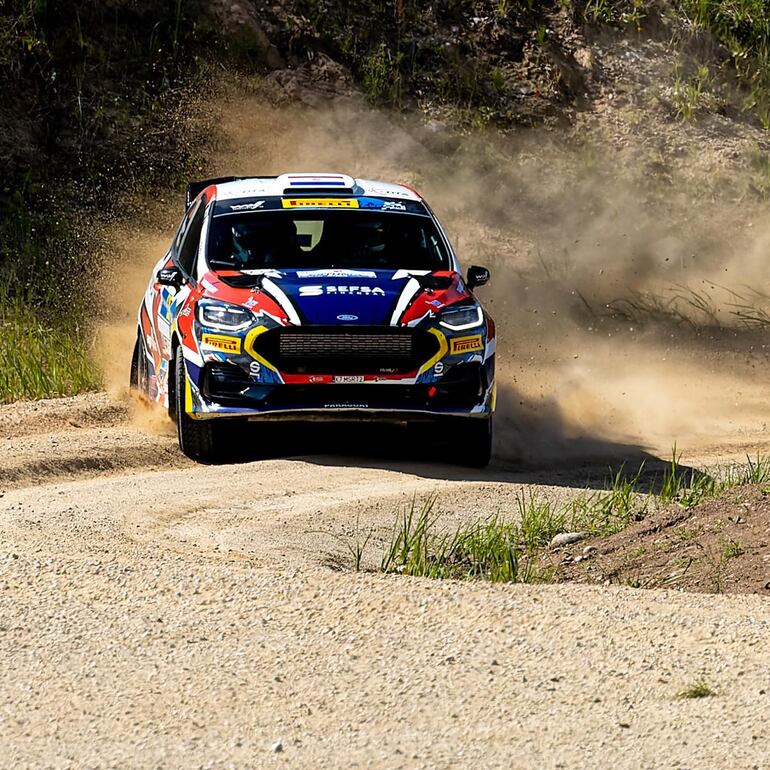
[467,265,490,290]
[156,267,184,288]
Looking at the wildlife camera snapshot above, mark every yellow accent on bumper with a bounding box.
[243,325,279,373]
[418,328,448,375]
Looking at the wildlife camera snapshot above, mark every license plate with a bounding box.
[333,375,365,384]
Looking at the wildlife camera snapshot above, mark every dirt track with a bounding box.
[1,394,768,769]
[7,89,770,759]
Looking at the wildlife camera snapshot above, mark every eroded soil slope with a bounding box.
[557,484,770,594]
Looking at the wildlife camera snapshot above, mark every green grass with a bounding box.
[582,1,770,126]
[378,450,770,585]
[722,539,744,560]
[379,464,651,584]
[676,679,716,699]
[0,288,101,402]
[567,465,649,536]
[583,0,646,26]
[681,0,770,127]
[672,65,713,122]
[361,45,403,105]
[517,492,566,551]
[381,496,550,584]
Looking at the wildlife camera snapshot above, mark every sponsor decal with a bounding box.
[230,201,265,211]
[296,269,376,278]
[337,314,359,321]
[201,334,241,354]
[282,198,359,209]
[333,375,365,383]
[244,297,258,309]
[368,188,409,197]
[449,335,483,354]
[159,289,174,323]
[298,285,386,297]
[324,403,368,408]
[242,269,283,278]
[434,361,445,375]
[180,306,192,317]
[249,361,261,377]
[357,197,408,211]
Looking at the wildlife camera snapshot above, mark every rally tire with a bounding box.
[455,417,492,468]
[175,351,221,462]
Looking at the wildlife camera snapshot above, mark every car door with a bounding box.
[149,200,206,395]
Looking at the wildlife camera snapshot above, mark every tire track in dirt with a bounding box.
[1,394,769,768]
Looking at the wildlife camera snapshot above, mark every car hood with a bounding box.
[267,268,429,326]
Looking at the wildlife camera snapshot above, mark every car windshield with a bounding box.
[207,210,450,271]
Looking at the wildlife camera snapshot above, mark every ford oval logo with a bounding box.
[337,314,358,321]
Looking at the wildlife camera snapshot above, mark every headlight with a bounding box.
[197,300,253,331]
[438,303,484,331]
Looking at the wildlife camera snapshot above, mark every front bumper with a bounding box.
[183,322,496,421]
[187,360,495,421]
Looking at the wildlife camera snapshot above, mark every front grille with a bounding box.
[254,326,439,375]
[279,333,413,359]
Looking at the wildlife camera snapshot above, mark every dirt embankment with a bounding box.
[556,485,770,594]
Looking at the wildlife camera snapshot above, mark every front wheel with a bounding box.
[453,417,492,468]
[175,351,223,462]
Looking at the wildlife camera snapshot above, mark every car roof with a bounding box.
[212,173,422,202]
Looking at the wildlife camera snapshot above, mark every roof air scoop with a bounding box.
[277,172,356,196]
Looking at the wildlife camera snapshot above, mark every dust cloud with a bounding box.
[96,226,177,434]
[99,83,770,461]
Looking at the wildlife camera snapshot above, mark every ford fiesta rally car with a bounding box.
[130,173,496,465]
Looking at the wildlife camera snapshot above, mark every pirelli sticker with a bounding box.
[201,334,241,354]
[449,335,483,354]
[282,198,359,209]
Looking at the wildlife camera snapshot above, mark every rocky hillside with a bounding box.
[1,0,769,397]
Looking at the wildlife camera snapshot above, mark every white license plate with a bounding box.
[333,375,365,384]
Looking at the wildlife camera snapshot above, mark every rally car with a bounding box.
[130,173,496,465]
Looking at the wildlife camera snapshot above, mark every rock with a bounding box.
[550,532,589,548]
[265,54,358,106]
[425,119,449,134]
[209,0,284,68]
[582,546,598,557]
[272,740,283,753]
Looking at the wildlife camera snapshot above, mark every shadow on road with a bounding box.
[220,419,701,494]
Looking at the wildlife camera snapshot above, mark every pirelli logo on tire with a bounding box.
[449,334,483,354]
[282,198,359,209]
[201,334,241,354]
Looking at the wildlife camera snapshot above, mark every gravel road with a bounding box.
[0,394,768,769]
